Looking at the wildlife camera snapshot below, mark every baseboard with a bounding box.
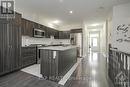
[58,58,82,86]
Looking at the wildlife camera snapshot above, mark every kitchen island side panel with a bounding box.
[40,47,77,81]
[58,48,77,76]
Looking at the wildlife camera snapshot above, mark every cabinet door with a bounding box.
[65,31,70,39]
[0,19,21,75]
[45,27,51,38]
[41,50,50,78]
[25,20,30,36]
[15,13,22,26]
[8,21,15,71]
[55,32,59,39]
[0,21,10,75]
[14,24,21,69]
[28,21,33,37]
[59,31,70,39]
[34,22,38,28]
[8,21,21,71]
[21,19,33,36]
[21,19,27,35]
[21,47,36,68]
[59,31,63,39]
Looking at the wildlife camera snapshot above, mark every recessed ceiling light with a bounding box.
[69,11,73,14]
[53,20,60,24]
[59,0,63,2]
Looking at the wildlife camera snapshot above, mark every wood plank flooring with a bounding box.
[65,52,114,87]
[0,52,114,87]
[0,71,61,87]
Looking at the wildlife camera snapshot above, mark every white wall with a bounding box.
[106,18,112,57]
[58,24,82,31]
[111,3,130,53]
[101,23,107,54]
[83,22,107,57]
[82,23,88,57]
[15,8,59,29]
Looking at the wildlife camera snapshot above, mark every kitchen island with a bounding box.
[39,46,77,82]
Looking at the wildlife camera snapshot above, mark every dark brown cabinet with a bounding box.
[54,30,59,39]
[44,27,59,38]
[59,31,70,39]
[52,29,59,39]
[21,18,70,39]
[45,27,50,38]
[22,20,48,37]
[21,19,34,37]
[0,13,21,76]
[21,47,37,68]
[14,12,22,26]
[38,24,46,32]
[40,48,77,81]
[21,16,71,40]
[9,22,22,71]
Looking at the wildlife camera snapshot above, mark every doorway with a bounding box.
[88,31,100,52]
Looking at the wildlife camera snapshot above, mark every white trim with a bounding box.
[58,58,82,86]
[21,64,42,78]
[103,53,107,58]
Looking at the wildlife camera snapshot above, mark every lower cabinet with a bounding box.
[21,47,37,68]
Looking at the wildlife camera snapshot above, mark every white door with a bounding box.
[88,32,100,52]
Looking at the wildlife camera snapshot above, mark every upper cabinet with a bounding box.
[59,31,70,39]
[21,18,70,39]
[49,28,59,39]
[14,12,22,26]
[21,18,33,37]
[44,27,59,39]
[21,20,47,37]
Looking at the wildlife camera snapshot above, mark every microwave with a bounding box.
[33,29,45,38]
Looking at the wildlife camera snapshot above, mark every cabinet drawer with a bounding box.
[22,47,36,52]
[22,52,36,57]
[21,47,37,68]
[22,56,36,67]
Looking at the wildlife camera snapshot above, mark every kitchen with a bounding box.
[0,8,83,87]
[1,0,129,87]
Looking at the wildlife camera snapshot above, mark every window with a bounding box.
[93,38,98,47]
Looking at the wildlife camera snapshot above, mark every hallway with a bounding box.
[69,52,114,87]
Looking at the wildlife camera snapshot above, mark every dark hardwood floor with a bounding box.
[65,52,114,87]
[0,71,61,87]
[0,52,114,87]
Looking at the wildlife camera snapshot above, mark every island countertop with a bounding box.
[38,46,77,51]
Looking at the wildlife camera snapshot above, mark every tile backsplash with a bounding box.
[22,36,70,46]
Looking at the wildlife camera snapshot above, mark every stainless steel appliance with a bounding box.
[29,44,47,64]
[34,29,45,38]
[70,33,83,57]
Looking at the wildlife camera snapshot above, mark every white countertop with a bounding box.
[38,46,77,51]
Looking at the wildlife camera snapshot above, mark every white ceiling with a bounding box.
[15,0,130,28]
